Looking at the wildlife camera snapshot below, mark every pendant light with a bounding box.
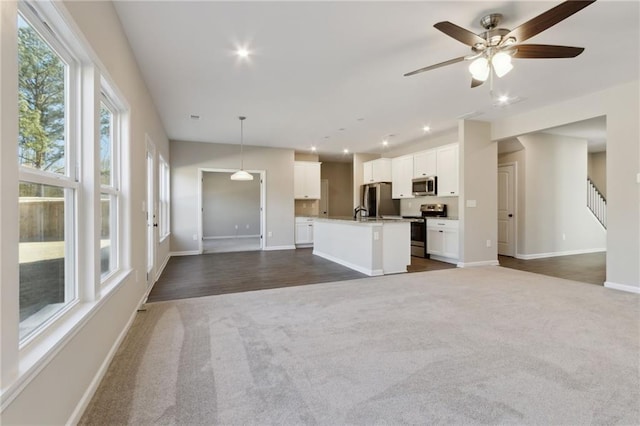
[230,116,254,181]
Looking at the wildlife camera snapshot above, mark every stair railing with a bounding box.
[587,177,606,229]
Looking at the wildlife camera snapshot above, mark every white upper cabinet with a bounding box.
[436,143,459,196]
[413,150,437,178]
[294,161,321,199]
[391,155,414,199]
[363,158,392,184]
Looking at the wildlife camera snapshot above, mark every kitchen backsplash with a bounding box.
[400,196,459,218]
[295,199,319,216]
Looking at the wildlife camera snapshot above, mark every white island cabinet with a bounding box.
[313,218,410,276]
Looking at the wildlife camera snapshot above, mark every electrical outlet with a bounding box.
[268,231,273,237]
[235,224,238,229]
[562,233,566,241]
[303,203,307,208]
[408,202,412,208]
[192,234,198,241]
[373,231,380,241]
[486,239,491,247]
[246,224,249,229]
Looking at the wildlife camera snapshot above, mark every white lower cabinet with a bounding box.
[295,217,314,245]
[426,219,458,262]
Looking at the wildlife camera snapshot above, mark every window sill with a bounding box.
[1,269,133,411]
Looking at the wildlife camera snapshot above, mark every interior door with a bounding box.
[497,164,516,256]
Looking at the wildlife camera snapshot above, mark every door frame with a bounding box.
[197,168,266,254]
[145,135,157,287]
[497,161,518,257]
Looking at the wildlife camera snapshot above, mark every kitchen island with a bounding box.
[313,217,411,276]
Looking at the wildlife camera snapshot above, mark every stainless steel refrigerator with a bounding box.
[362,182,400,217]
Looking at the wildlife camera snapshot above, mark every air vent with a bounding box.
[456,111,484,120]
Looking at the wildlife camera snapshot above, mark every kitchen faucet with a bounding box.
[354,206,368,219]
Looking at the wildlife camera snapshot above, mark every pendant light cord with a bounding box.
[239,116,246,170]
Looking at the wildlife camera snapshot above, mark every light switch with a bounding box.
[466,199,477,208]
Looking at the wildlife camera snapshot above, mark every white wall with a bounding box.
[171,140,294,252]
[518,133,606,256]
[202,172,260,238]
[492,80,639,290]
[1,1,171,424]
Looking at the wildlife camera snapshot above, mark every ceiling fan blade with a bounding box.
[434,21,485,47]
[502,1,595,44]
[510,44,585,58]
[404,56,466,77]
[471,78,485,88]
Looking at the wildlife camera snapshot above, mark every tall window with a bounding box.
[158,156,170,240]
[17,11,77,340]
[99,98,120,280]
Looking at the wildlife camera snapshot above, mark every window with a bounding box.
[159,156,170,240]
[17,10,78,340]
[99,98,120,280]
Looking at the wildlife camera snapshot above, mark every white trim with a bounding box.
[263,245,296,251]
[1,270,132,410]
[203,235,261,240]
[428,254,458,265]
[155,253,170,282]
[457,260,500,267]
[515,248,606,260]
[313,250,383,276]
[169,250,200,257]
[604,281,640,294]
[66,288,147,425]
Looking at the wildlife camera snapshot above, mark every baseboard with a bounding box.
[155,253,170,282]
[515,248,606,260]
[169,250,200,256]
[203,235,260,240]
[428,254,458,265]
[604,281,640,294]
[313,250,381,276]
[295,243,314,248]
[66,291,147,425]
[457,260,500,268]
[263,245,296,251]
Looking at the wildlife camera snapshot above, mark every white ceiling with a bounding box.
[113,1,638,159]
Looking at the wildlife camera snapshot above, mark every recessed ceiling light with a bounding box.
[236,47,250,58]
[311,146,317,152]
[343,149,349,154]
[423,125,430,132]
[498,95,509,104]
[190,114,200,120]
[382,140,388,146]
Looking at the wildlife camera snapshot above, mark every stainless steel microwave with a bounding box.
[412,176,437,196]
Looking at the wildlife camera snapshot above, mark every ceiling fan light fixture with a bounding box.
[468,57,490,81]
[230,116,254,181]
[492,52,513,78]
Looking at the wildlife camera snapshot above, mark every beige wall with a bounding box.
[492,80,639,289]
[202,172,261,238]
[458,120,497,266]
[321,161,353,217]
[518,134,606,256]
[588,151,607,197]
[0,1,171,424]
[171,140,295,252]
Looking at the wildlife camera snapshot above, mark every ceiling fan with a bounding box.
[404,1,596,88]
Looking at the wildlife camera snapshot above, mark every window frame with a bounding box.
[17,4,81,344]
[158,155,170,241]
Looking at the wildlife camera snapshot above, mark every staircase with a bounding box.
[587,177,606,229]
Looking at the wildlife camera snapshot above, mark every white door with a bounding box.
[146,138,156,286]
[497,164,516,256]
[319,179,329,217]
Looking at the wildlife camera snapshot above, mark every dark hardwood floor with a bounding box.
[149,249,603,304]
[498,252,606,285]
[148,249,456,303]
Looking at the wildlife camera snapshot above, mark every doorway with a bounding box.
[497,163,516,257]
[198,168,265,254]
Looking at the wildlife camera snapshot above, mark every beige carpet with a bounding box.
[80,267,639,425]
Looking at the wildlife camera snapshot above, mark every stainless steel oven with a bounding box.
[405,204,448,258]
